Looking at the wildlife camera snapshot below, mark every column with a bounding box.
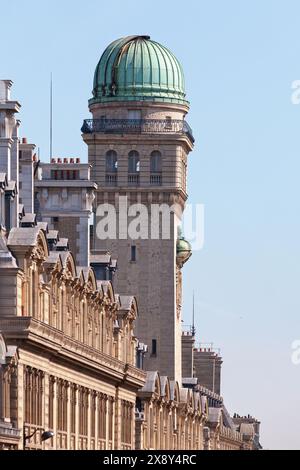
[52,378,57,450]
[67,382,71,450]
[17,363,24,450]
[43,373,50,450]
[87,389,91,449]
[75,386,79,450]
[95,393,99,449]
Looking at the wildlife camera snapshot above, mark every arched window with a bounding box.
[106,150,118,172]
[150,151,162,185]
[150,151,162,172]
[128,150,140,173]
[128,150,140,185]
[105,150,117,186]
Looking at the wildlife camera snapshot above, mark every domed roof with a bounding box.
[176,237,192,256]
[90,35,188,106]
[176,227,192,266]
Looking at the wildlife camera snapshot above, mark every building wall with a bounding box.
[83,100,193,382]
[0,226,145,450]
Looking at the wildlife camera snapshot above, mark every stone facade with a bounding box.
[0,33,263,451]
[83,100,193,384]
[35,159,97,267]
[0,222,145,450]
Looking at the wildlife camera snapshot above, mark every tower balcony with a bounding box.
[81,119,194,143]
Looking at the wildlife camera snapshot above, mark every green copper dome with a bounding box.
[176,227,192,266]
[90,35,188,105]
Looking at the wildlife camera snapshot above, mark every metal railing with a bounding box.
[105,173,117,186]
[150,173,162,185]
[81,119,194,143]
[128,173,140,185]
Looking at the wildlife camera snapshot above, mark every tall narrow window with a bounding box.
[105,150,117,186]
[150,151,162,185]
[151,339,157,356]
[130,246,136,262]
[128,150,140,185]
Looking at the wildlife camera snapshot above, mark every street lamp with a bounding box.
[23,427,54,448]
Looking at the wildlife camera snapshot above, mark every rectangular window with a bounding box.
[130,245,136,262]
[151,339,157,356]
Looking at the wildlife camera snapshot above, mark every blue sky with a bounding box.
[2,0,300,449]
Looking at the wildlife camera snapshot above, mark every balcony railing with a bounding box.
[128,173,140,185]
[105,173,117,186]
[150,173,162,185]
[81,119,194,143]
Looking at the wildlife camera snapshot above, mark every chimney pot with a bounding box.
[76,158,80,163]
[57,158,62,163]
[70,158,74,163]
[64,157,68,163]
[22,137,27,144]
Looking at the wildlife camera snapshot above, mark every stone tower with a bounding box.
[82,36,194,382]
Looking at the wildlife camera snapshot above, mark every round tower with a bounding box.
[82,35,194,382]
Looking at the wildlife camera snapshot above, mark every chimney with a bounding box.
[193,348,223,395]
[181,330,195,378]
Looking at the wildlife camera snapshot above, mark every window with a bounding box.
[106,150,118,186]
[131,246,136,262]
[150,151,162,185]
[150,151,162,173]
[151,339,157,356]
[128,150,140,173]
[106,150,118,172]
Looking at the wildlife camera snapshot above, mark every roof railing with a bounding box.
[81,118,194,143]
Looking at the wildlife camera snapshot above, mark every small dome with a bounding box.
[176,234,192,266]
[90,35,188,106]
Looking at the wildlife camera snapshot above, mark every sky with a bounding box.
[1,0,300,449]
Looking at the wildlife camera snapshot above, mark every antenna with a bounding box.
[50,72,53,160]
[192,290,196,336]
